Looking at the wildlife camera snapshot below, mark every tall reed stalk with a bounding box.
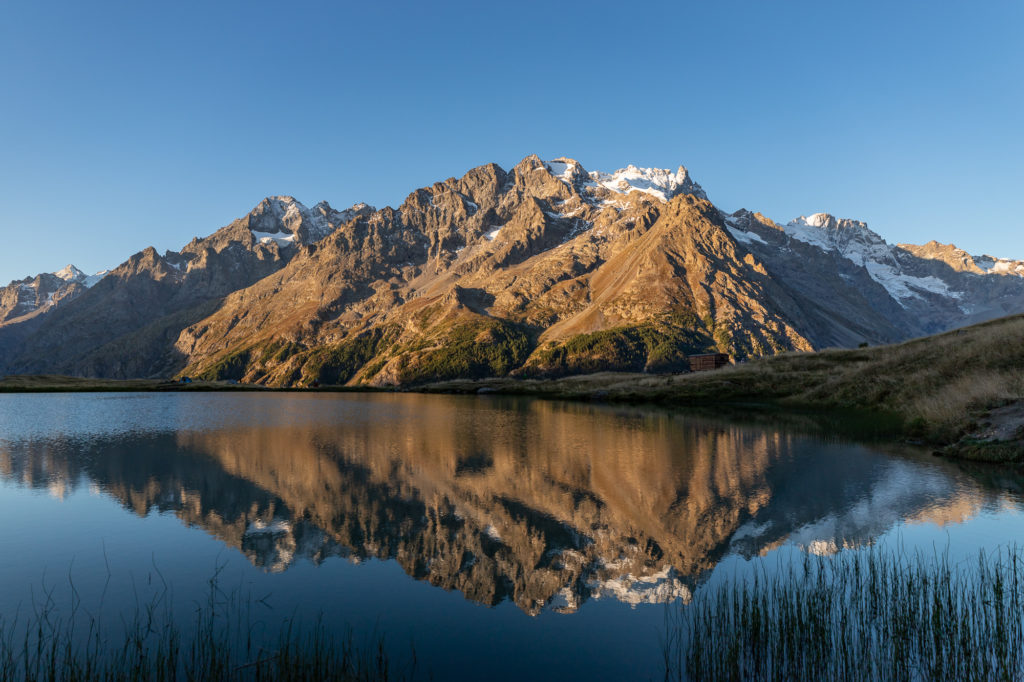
[666,546,1024,681]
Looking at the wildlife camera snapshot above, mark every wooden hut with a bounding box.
[687,353,731,371]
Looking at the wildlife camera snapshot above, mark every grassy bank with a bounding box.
[424,314,1024,460]
[0,375,381,393]
[0,374,266,393]
[665,546,1024,681]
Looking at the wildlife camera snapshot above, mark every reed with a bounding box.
[0,563,408,681]
[666,546,1024,681]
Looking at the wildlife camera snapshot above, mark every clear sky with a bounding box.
[1,0,1021,283]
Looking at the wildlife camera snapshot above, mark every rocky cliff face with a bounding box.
[3,156,1023,382]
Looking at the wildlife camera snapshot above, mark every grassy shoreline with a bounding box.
[4,314,1023,461]
[421,314,1024,461]
[0,375,383,394]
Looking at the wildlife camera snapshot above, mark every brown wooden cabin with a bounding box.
[687,353,731,371]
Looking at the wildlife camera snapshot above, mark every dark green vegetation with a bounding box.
[394,319,533,383]
[524,312,713,376]
[665,546,1024,681]
[301,328,399,385]
[189,318,535,386]
[192,310,727,386]
[197,348,252,382]
[1,569,408,682]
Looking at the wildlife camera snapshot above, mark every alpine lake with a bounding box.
[2,392,1024,680]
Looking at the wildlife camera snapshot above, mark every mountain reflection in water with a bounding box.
[0,393,1011,615]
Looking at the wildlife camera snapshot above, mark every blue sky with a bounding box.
[1,0,1021,282]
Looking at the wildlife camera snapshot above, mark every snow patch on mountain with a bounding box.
[82,271,109,288]
[544,205,586,220]
[251,230,297,247]
[543,158,708,202]
[864,263,958,302]
[591,164,707,202]
[53,264,86,282]
[727,227,767,245]
[546,159,578,183]
[975,256,1024,276]
[723,216,768,245]
[783,214,960,306]
[51,264,107,288]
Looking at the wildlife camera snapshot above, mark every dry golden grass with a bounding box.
[910,370,1024,432]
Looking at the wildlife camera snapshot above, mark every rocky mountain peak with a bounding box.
[545,157,592,186]
[897,240,983,274]
[247,196,305,243]
[590,163,707,202]
[47,264,107,289]
[784,213,885,253]
[0,263,109,326]
[334,202,376,222]
[539,157,707,203]
[974,255,1024,277]
[244,196,362,246]
[53,264,86,282]
[896,240,1024,278]
[789,212,867,231]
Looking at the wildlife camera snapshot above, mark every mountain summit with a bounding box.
[2,155,1022,384]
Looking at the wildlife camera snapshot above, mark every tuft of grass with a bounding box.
[909,370,1024,441]
[666,546,1024,681]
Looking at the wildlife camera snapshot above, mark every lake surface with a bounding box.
[1,392,1024,680]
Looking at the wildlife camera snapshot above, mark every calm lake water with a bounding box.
[1,392,1024,680]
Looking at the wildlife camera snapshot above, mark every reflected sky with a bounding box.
[1,392,1022,680]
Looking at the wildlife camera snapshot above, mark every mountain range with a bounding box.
[2,155,1023,385]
